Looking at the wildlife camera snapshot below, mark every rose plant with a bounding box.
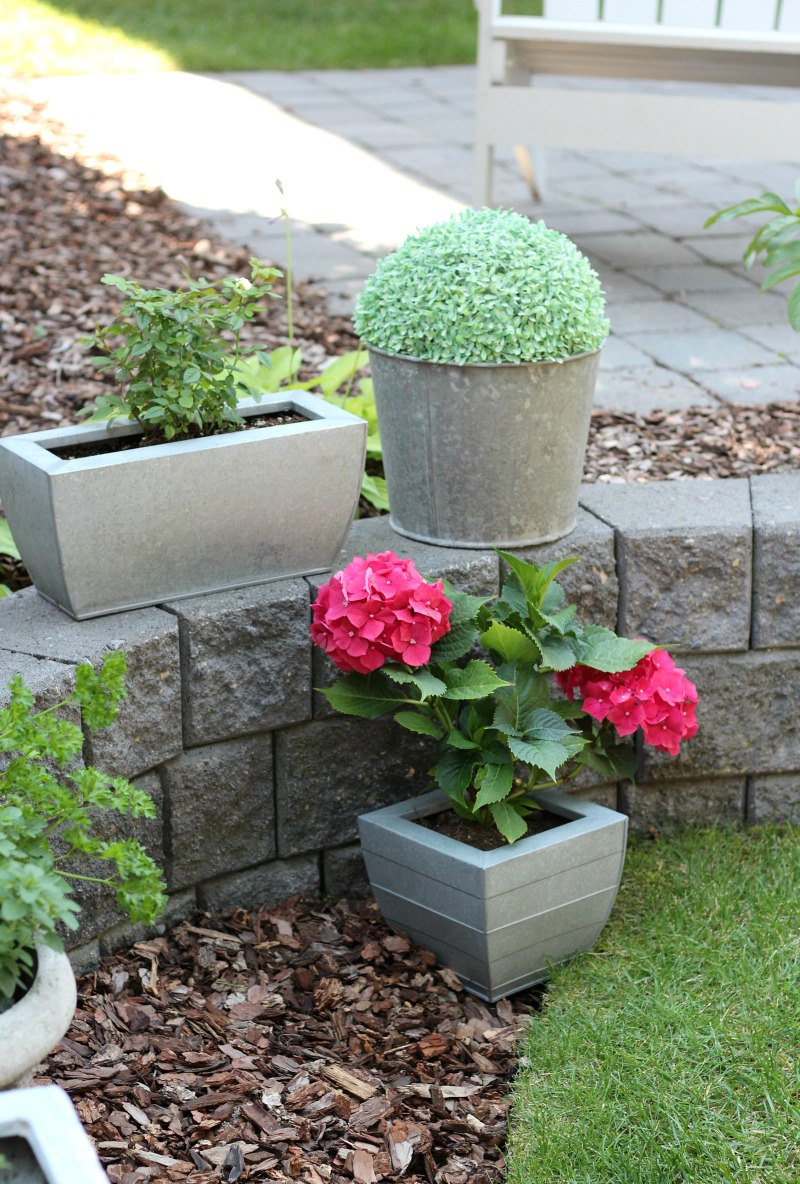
[312,550,698,843]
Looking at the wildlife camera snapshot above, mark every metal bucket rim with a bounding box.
[365,342,602,371]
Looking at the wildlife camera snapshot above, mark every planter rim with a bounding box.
[359,788,625,869]
[0,392,362,476]
[365,342,602,371]
[0,944,77,1089]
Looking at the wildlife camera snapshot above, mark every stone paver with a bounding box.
[22,66,800,414]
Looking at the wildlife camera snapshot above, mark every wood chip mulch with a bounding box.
[37,896,534,1184]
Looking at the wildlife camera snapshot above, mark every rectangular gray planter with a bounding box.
[358,788,628,1002]
[0,394,366,619]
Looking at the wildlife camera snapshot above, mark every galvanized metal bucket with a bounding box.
[367,345,601,549]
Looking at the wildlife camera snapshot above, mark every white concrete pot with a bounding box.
[358,788,627,1002]
[0,945,77,1090]
[0,393,367,619]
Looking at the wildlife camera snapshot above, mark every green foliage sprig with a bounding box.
[236,347,388,512]
[705,185,800,329]
[353,207,609,364]
[80,259,280,441]
[322,554,652,843]
[0,652,167,1004]
[0,512,20,599]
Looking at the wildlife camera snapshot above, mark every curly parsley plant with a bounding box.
[0,652,167,1006]
[354,207,609,365]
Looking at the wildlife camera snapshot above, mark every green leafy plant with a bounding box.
[353,206,609,364]
[236,346,388,512]
[705,184,800,329]
[0,651,167,1005]
[0,512,20,598]
[80,259,280,441]
[311,552,698,843]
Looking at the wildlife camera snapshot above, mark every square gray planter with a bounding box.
[358,788,628,1002]
[0,394,366,619]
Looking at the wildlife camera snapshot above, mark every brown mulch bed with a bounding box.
[38,896,531,1184]
[1,76,797,1182]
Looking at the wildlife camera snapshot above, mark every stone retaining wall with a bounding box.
[1,474,797,966]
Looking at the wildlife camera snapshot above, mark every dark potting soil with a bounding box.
[46,411,309,460]
[418,807,567,851]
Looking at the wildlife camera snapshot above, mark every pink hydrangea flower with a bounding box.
[556,649,698,756]
[310,551,452,674]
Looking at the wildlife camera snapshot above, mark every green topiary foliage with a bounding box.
[354,207,609,365]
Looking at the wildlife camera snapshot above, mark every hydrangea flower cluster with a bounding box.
[311,551,452,675]
[556,649,698,757]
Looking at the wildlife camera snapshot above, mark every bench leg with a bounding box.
[514,145,546,203]
[473,140,495,208]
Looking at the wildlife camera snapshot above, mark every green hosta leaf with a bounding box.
[0,584,11,598]
[473,760,514,809]
[433,748,477,798]
[383,667,447,700]
[394,711,443,739]
[789,281,800,331]
[429,620,479,663]
[360,474,389,511]
[488,800,528,844]
[575,626,655,673]
[481,620,540,664]
[507,735,583,781]
[321,672,406,719]
[0,517,20,561]
[704,193,792,226]
[315,349,369,396]
[441,660,510,701]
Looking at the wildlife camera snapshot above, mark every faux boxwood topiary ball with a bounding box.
[354,207,609,365]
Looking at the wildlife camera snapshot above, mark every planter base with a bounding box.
[359,789,627,1002]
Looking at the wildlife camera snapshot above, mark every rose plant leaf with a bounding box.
[440,660,510,701]
[507,735,584,781]
[576,626,655,673]
[429,621,479,663]
[433,748,478,797]
[383,667,448,700]
[532,633,581,672]
[321,673,407,719]
[473,760,515,809]
[488,800,529,845]
[393,711,443,740]
[481,620,540,665]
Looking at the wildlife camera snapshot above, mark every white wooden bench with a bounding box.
[474,0,800,204]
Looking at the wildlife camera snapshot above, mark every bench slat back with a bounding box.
[539,0,797,31]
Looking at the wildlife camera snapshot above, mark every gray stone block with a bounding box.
[501,506,618,630]
[323,844,371,898]
[65,771,165,949]
[747,774,800,825]
[98,888,197,956]
[623,776,746,833]
[751,474,800,649]
[68,940,100,976]
[163,734,275,892]
[0,651,79,717]
[275,718,436,856]
[309,517,500,720]
[333,517,500,596]
[580,479,752,651]
[639,651,800,783]
[196,854,320,915]
[566,782,619,811]
[0,589,182,778]
[165,579,311,747]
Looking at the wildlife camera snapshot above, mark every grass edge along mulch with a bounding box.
[504,824,800,1184]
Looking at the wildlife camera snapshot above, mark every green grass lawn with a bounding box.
[1,0,481,75]
[506,825,800,1184]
